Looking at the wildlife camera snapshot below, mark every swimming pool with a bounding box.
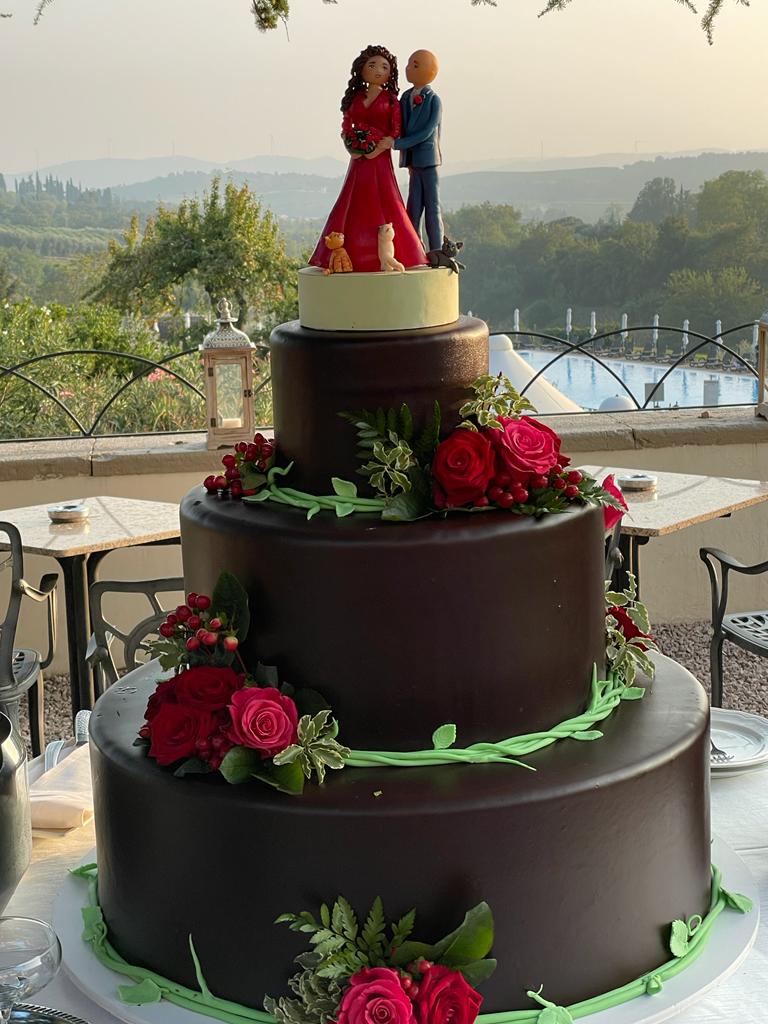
[517,350,759,410]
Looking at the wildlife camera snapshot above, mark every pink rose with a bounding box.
[602,474,629,531]
[487,416,561,485]
[431,429,496,508]
[412,966,482,1024]
[226,687,298,758]
[337,968,414,1024]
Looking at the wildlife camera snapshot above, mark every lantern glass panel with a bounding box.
[215,361,245,428]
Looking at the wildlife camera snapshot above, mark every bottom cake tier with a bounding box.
[89,654,710,1014]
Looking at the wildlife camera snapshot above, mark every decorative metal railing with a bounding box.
[0,321,764,442]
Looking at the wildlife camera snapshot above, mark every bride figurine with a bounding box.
[309,45,427,274]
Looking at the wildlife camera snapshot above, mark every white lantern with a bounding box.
[201,298,256,450]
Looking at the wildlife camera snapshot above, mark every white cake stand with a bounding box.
[53,836,759,1024]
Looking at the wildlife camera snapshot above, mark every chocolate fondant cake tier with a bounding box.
[269,316,488,493]
[90,654,711,1012]
[180,494,607,748]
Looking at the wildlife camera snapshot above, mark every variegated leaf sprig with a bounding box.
[605,572,658,686]
[459,373,535,430]
[273,709,351,784]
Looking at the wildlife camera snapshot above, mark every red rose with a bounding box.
[602,474,629,531]
[412,966,482,1024]
[432,429,496,508]
[487,416,560,485]
[148,702,222,766]
[607,605,653,651]
[145,678,177,722]
[226,687,298,758]
[174,666,242,710]
[337,968,414,1024]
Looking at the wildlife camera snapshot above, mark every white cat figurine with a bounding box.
[378,223,405,273]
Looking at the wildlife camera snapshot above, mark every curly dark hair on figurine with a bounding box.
[340,44,399,112]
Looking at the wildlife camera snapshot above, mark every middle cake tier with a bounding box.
[180,493,607,749]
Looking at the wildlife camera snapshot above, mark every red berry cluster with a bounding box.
[194,731,233,771]
[485,468,583,511]
[158,592,240,657]
[203,433,276,500]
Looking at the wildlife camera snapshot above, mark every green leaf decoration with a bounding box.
[390,909,416,948]
[243,488,272,503]
[173,756,212,778]
[118,978,163,1005]
[361,897,387,957]
[382,465,432,522]
[526,988,573,1024]
[669,919,690,958]
[294,687,331,717]
[604,591,629,606]
[645,974,663,995]
[332,896,359,943]
[432,723,457,750]
[334,502,356,518]
[413,400,441,464]
[431,902,495,966]
[253,759,306,796]
[722,888,754,914]
[211,571,250,643]
[458,957,497,986]
[240,470,266,491]
[400,403,414,442]
[331,478,358,499]
[70,862,98,878]
[188,936,212,1000]
[219,745,262,785]
[620,686,646,701]
[390,940,434,967]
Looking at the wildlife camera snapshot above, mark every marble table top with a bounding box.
[0,496,180,558]
[581,465,768,537]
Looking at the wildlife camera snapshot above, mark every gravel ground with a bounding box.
[12,621,768,754]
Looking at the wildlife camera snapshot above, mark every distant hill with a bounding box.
[7,154,347,190]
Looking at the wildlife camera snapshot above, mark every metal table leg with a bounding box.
[58,554,93,716]
[616,534,650,597]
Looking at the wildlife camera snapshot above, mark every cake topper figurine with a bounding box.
[378,223,405,272]
[384,49,445,257]
[308,45,427,274]
[323,232,354,275]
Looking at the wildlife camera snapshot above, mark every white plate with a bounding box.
[54,838,759,1024]
[710,708,768,770]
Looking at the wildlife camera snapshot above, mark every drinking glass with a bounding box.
[0,918,61,1023]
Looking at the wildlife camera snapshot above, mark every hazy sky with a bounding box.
[1,0,765,174]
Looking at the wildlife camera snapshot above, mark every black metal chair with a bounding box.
[0,522,58,756]
[699,547,768,707]
[86,578,184,697]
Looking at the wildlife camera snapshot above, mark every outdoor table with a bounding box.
[5,660,768,1024]
[581,465,768,593]
[0,497,180,716]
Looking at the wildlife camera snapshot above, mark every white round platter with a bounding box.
[711,708,768,769]
[54,837,758,1024]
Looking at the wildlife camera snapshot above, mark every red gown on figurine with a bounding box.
[309,89,427,273]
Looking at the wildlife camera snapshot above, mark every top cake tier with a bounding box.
[298,267,459,332]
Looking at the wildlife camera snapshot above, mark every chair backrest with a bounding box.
[88,578,184,695]
[0,523,24,692]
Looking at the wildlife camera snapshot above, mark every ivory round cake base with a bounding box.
[298,266,458,331]
[54,838,758,1024]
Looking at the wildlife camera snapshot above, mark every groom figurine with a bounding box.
[384,50,444,254]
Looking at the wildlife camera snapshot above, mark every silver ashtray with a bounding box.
[47,503,90,523]
[616,473,658,492]
[11,1005,90,1024]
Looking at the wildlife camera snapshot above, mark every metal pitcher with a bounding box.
[0,710,32,913]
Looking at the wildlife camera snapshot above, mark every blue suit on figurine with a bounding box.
[390,50,445,254]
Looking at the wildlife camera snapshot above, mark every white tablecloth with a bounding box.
[7,756,768,1024]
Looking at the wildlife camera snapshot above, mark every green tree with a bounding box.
[696,170,768,232]
[90,178,299,336]
[628,178,681,226]
[444,203,522,247]
[0,252,18,301]
[0,174,6,194]
[660,266,764,335]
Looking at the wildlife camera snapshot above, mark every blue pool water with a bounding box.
[517,350,759,410]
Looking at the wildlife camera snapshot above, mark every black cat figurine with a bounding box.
[427,237,465,275]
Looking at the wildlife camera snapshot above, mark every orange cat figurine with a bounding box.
[323,232,354,275]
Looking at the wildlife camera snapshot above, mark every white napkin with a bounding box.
[29,743,93,834]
